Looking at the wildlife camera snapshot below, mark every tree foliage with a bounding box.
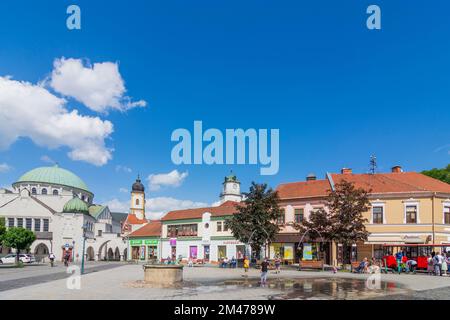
[422,164,450,184]
[2,227,36,264]
[294,180,370,245]
[226,182,280,255]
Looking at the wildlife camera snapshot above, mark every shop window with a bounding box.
[406,205,417,224]
[373,245,384,259]
[372,206,383,224]
[294,209,304,224]
[444,206,450,224]
[217,221,222,232]
[132,246,140,260]
[218,245,227,259]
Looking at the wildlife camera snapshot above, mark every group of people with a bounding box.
[354,257,383,274]
[427,252,449,276]
[219,256,237,268]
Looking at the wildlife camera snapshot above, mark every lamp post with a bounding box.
[81,223,87,275]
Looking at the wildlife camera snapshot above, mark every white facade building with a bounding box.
[0,165,131,262]
[160,174,248,263]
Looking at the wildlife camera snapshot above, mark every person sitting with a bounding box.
[355,257,368,273]
[223,257,229,268]
[230,256,237,268]
[406,259,417,274]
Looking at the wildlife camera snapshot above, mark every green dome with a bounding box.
[15,165,90,193]
[63,197,89,214]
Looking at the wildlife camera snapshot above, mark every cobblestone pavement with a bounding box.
[1,264,450,300]
[0,261,124,292]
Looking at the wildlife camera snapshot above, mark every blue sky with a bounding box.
[0,1,449,217]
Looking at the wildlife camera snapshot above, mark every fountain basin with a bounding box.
[143,264,184,285]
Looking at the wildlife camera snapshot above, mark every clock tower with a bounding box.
[220,172,242,204]
[130,175,145,220]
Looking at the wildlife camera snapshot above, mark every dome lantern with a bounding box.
[132,175,145,192]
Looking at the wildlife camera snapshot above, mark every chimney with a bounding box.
[306,173,316,181]
[391,165,402,173]
[341,168,352,175]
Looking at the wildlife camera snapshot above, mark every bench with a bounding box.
[299,260,324,270]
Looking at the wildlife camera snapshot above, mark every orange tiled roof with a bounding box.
[277,179,331,199]
[125,214,148,225]
[161,201,240,221]
[331,172,450,194]
[277,171,450,199]
[128,220,162,237]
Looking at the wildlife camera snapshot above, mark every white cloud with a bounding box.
[119,187,129,193]
[103,196,208,220]
[0,76,113,166]
[147,170,188,191]
[49,57,147,113]
[145,197,208,220]
[115,165,132,173]
[104,198,129,213]
[0,163,11,173]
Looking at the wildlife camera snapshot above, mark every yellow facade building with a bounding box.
[275,166,450,265]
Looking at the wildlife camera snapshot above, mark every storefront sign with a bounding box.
[130,239,143,246]
[303,243,313,260]
[144,239,158,245]
[223,240,241,245]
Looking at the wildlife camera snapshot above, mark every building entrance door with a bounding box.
[203,245,210,262]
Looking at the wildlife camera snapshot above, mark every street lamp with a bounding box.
[81,223,87,275]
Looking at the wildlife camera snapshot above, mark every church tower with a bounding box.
[130,175,145,220]
[220,172,242,204]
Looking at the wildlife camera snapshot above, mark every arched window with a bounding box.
[136,199,140,206]
[52,189,59,196]
[31,188,37,195]
[41,188,47,195]
[81,195,85,201]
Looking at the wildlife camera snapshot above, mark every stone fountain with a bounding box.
[143,264,184,285]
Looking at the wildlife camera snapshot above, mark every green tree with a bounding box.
[295,208,332,242]
[294,180,370,246]
[422,164,450,184]
[2,227,36,265]
[226,182,280,258]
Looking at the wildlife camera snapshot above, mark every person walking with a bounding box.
[63,251,70,267]
[49,252,55,267]
[274,255,281,274]
[260,258,269,285]
[427,254,434,275]
[433,252,443,276]
[395,251,403,274]
[243,256,250,273]
[442,253,448,276]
